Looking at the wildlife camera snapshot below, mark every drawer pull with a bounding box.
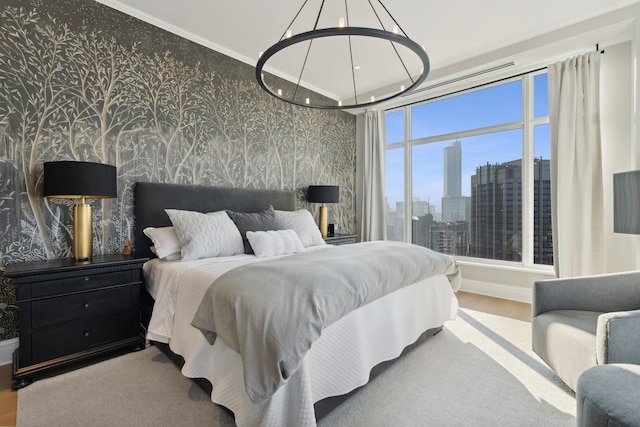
[83,303,90,308]
[84,331,90,337]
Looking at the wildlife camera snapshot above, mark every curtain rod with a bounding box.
[395,45,605,111]
[397,65,547,110]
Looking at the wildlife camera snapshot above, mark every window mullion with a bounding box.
[521,74,534,267]
[404,105,412,243]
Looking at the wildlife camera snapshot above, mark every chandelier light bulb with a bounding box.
[305,97,310,104]
[338,17,345,28]
[285,29,292,38]
[400,85,405,91]
[258,51,263,58]
[393,25,399,34]
[277,89,282,96]
[338,100,342,106]
[371,95,375,102]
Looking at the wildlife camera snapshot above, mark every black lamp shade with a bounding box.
[308,185,339,204]
[44,161,117,199]
[614,170,640,234]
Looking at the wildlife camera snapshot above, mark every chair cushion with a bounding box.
[577,364,640,427]
[532,310,602,391]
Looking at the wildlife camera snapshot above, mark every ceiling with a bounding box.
[99,0,640,107]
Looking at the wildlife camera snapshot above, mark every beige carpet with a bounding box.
[17,307,576,426]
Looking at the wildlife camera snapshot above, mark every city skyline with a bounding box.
[387,128,551,214]
[387,148,553,264]
[385,73,549,212]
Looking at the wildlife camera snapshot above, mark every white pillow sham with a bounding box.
[246,229,305,258]
[275,209,326,247]
[143,226,181,259]
[150,246,182,261]
[165,209,244,261]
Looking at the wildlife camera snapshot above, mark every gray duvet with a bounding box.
[191,240,460,404]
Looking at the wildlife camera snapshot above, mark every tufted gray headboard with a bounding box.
[133,182,296,259]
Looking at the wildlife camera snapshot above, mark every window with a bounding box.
[385,71,552,267]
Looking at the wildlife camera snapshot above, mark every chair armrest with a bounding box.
[531,271,640,317]
[532,271,640,317]
[596,310,640,364]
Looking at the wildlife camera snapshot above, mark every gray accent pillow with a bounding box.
[227,205,280,253]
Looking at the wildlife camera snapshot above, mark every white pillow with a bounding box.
[275,209,326,247]
[143,226,181,259]
[165,209,244,261]
[150,246,182,261]
[246,229,305,258]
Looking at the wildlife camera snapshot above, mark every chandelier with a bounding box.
[255,0,430,110]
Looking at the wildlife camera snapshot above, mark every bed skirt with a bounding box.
[151,324,443,422]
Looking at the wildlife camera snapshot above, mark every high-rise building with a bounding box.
[444,140,462,197]
[470,160,522,261]
[533,158,553,265]
[442,140,470,222]
[469,158,552,264]
[412,213,434,248]
[412,213,468,256]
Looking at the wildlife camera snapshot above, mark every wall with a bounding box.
[600,42,635,272]
[0,0,356,341]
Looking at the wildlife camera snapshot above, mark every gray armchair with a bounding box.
[532,271,640,391]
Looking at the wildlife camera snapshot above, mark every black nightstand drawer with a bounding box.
[31,286,133,329]
[6,254,148,389]
[31,270,133,299]
[31,313,133,363]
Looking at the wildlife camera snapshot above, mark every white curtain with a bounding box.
[548,51,604,278]
[356,110,386,241]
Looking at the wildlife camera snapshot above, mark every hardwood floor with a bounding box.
[0,363,16,426]
[0,292,531,426]
[456,291,532,322]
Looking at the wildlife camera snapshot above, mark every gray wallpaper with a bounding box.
[0,1,356,340]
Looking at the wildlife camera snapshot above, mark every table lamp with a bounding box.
[44,161,117,260]
[308,185,339,238]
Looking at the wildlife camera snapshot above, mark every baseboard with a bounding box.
[460,279,532,304]
[0,338,18,366]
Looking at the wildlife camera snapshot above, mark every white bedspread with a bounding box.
[144,247,458,427]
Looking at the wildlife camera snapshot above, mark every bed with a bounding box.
[134,181,460,427]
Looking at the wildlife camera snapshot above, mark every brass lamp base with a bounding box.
[319,205,328,238]
[73,202,93,260]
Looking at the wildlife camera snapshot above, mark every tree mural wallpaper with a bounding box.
[0,0,356,341]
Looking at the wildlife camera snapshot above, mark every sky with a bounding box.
[385,73,550,212]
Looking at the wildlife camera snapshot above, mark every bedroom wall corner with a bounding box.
[0,339,18,366]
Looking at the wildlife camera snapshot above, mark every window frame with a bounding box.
[384,70,552,270]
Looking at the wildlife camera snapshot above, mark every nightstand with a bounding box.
[324,234,358,245]
[5,254,149,389]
